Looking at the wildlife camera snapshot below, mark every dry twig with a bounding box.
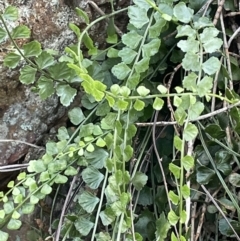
[194,196,209,241]
[166,64,182,136]
[211,56,223,112]
[185,139,195,232]
[220,11,233,89]
[0,139,44,149]
[136,101,240,127]
[228,26,240,48]
[0,163,29,172]
[196,0,214,16]
[152,110,179,238]
[54,168,80,241]
[201,185,240,241]
[225,12,240,17]
[213,0,225,26]
[230,19,240,55]
[88,1,123,36]
[191,202,197,241]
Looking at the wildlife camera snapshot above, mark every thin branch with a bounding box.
[229,52,240,58]
[220,11,234,147]
[191,202,197,241]
[0,163,29,172]
[196,0,214,16]
[195,196,209,241]
[228,26,240,47]
[213,0,225,26]
[152,110,179,238]
[229,18,240,55]
[0,139,44,149]
[129,197,136,241]
[225,12,240,17]
[88,1,123,36]
[54,168,80,241]
[211,56,223,112]
[194,181,224,240]
[185,139,195,233]
[201,185,240,241]
[220,11,233,90]
[163,30,177,41]
[136,101,240,126]
[166,64,181,136]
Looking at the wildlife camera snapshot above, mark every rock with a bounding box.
[0,0,85,167]
[0,0,127,239]
[0,1,86,239]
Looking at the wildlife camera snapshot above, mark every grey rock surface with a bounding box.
[0,0,88,166]
[0,1,86,240]
[0,0,126,239]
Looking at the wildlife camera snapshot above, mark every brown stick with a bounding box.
[88,1,123,36]
[213,0,225,26]
[136,101,240,126]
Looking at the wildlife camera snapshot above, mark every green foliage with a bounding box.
[0,1,240,241]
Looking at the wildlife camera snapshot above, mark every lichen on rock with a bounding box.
[0,0,86,167]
